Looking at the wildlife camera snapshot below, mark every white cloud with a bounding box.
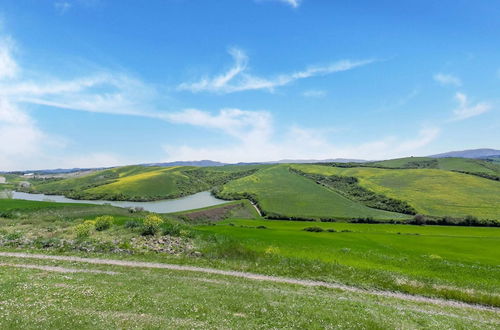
[302,89,327,98]
[433,73,461,87]
[257,0,301,8]
[0,37,18,79]
[162,108,439,163]
[178,48,374,94]
[162,108,272,143]
[54,1,72,14]
[451,92,491,121]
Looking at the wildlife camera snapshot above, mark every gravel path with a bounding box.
[0,251,498,312]
[0,262,119,274]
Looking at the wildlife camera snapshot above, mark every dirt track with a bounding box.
[0,251,498,313]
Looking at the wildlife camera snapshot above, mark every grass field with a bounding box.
[293,164,500,220]
[370,156,500,176]
[1,255,497,329]
[198,218,500,306]
[217,165,409,221]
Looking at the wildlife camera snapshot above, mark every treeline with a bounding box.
[290,168,417,215]
[264,214,500,227]
[451,170,500,181]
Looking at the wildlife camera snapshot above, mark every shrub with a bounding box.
[411,214,426,225]
[303,226,324,232]
[75,223,93,238]
[125,220,141,228]
[464,215,480,226]
[256,225,267,229]
[326,228,337,232]
[94,216,114,231]
[161,222,181,236]
[141,214,164,235]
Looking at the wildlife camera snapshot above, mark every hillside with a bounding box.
[29,165,257,201]
[217,165,409,221]
[429,148,500,159]
[368,156,500,179]
[292,164,500,220]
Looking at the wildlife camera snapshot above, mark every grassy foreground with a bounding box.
[1,256,498,329]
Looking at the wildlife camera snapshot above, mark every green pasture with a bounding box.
[218,165,408,220]
[198,218,500,306]
[293,164,500,219]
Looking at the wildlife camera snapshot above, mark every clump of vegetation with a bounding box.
[141,214,164,235]
[326,228,336,232]
[124,219,141,228]
[75,222,94,238]
[94,215,114,231]
[303,226,325,232]
[256,225,267,229]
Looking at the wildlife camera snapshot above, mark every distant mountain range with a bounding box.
[429,148,500,159]
[5,149,499,174]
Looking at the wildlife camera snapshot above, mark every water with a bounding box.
[10,191,229,213]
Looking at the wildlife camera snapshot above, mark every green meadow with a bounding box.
[1,255,498,329]
[292,164,500,220]
[198,218,500,306]
[217,165,409,220]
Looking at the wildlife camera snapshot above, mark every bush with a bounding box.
[161,222,181,236]
[256,225,267,229]
[141,214,164,235]
[94,216,114,231]
[411,214,426,225]
[75,223,93,238]
[303,226,324,232]
[125,220,141,228]
[326,228,337,232]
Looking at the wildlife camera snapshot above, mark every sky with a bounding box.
[0,0,499,170]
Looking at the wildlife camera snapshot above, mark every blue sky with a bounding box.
[0,0,499,170]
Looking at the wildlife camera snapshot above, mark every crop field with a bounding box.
[292,164,500,220]
[198,218,500,307]
[217,165,408,220]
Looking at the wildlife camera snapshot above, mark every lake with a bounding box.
[11,191,229,213]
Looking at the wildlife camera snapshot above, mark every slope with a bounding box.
[293,164,500,220]
[217,165,408,220]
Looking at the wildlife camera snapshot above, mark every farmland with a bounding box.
[216,165,410,220]
[292,164,500,220]
[1,166,500,327]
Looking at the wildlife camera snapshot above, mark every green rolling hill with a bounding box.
[15,158,500,221]
[368,157,500,178]
[217,165,409,221]
[292,164,500,220]
[29,165,257,201]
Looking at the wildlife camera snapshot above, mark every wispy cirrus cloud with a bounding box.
[451,92,491,121]
[256,0,302,8]
[433,73,462,87]
[178,47,375,94]
[54,1,72,15]
[302,89,327,98]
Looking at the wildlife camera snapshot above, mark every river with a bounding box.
[10,191,229,213]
